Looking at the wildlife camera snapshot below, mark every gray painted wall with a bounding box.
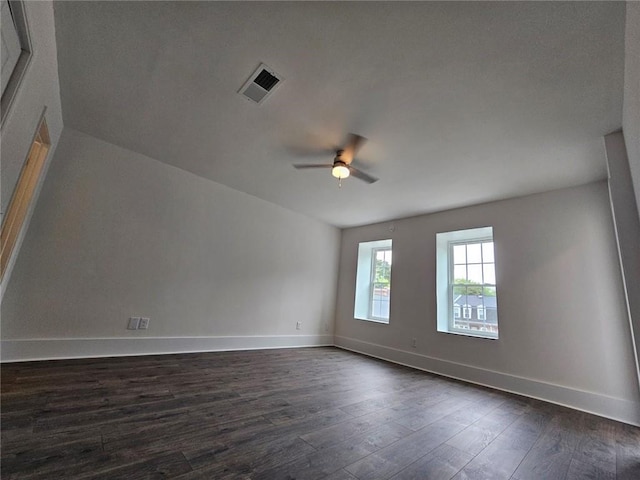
[0,0,63,291]
[1,129,340,356]
[1,0,637,427]
[605,132,640,388]
[624,1,640,213]
[335,182,640,424]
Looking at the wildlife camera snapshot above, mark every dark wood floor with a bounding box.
[1,347,639,479]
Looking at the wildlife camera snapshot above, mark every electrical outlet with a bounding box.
[296,321,302,330]
[128,317,140,330]
[139,317,150,330]
[411,338,417,348]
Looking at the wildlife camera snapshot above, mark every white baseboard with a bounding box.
[334,335,640,427]
[0,335,333,362]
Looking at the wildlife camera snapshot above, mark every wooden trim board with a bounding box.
[1,116,50,279]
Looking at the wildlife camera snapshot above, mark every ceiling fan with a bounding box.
[293,134,378,186]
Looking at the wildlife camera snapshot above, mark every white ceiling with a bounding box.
[53,1,625,228]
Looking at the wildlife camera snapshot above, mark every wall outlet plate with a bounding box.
[296,321,302,330]
[139,317,150,330]
[128,317,140,330]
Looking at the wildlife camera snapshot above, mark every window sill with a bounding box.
[438,329,498,340]
[355,317,389,325]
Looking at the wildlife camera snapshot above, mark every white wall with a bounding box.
[0,0,63,292]
[1,128,340,359]
[624,1,640,212]
[335,182,640,425]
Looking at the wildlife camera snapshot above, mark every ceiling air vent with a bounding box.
[238,63,283,104]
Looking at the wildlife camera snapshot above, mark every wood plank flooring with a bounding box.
[1,347,639,479]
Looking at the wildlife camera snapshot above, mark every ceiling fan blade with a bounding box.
[293,163,333,169]
[285,146,336,159]
[348,165,378,184]
[341,133,367,164]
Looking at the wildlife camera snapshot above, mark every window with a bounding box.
[436,227,499,338]
[354,239,392,323]
[370,246,392,320]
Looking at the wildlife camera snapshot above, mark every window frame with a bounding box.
[436,227,499,339]
[354,239,392,324]
[368,246,392,322]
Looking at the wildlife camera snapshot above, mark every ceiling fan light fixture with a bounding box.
[332,164,350,179]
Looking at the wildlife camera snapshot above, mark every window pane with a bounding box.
[453,244,466,264]
[468,264,483,283]
[376,250,391,265]
[453,282,466,296]
[485,307,498,324]
[454,265,467,281]
[467,243,482,263]
[374,249,391,285]
[371,283,390,319]
[483,263,495,284]
[482,242,494,262]
[372,248,391,320]
[483,286,496,297]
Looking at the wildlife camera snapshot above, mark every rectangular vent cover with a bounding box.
[254,69,279,91]
[239,63,283,104]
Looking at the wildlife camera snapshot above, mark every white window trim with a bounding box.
[354,239,392,324]
[436,226,498,339]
